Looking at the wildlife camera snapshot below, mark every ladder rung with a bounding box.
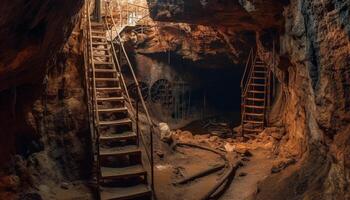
[94,61,113,65]
[251,77,266,80]
[254,71,267,74]
[92,47,110,51]
[98,118,132,126]
[243,127,263,132]
[244,105,265,109]
[96,87,121,91]
[250,83,265,87]
[248,90,265,94]
[245,98,265,102]
[92,35,106,39]
[94,78,119,82]
[244,112,264,117]
[93,54,111,58]
[98,107,128,113]
[97,97,124,101]
[92,42,108,46]
[94,69,117,73]
[91,30,105,34]
[255,64,266,67]
[244,120,264,124]
[91,22,104,27]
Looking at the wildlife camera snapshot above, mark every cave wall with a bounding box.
[0,1,86,198]
[0,0,84,164]
[0,21,90,199]
[255,0,350,199]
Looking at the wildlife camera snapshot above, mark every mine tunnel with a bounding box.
[0,0,349,200]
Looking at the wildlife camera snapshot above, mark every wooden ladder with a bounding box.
[86,13,152,200]
[241,50,271,136]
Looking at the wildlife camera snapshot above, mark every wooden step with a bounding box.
[98,118,132,126]
[100,145,141,157]
[248,90,265,94]
[100,131,137,142]
[98,107,128,113]
[244,120,264,124]
[100,165,146,180]
[97,97,124,101]
[244,105,265,109]
[100,184,151,200]
[96,87,121,91]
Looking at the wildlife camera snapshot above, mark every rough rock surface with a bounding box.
[0,0,84,165]
[0,17,90,199]
[255,0,350,199]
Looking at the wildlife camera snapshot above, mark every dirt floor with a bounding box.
[154,146,227,200]
[220,148,274,200]
[152,116,279,200]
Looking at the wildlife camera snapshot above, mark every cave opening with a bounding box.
[126,50,245,130]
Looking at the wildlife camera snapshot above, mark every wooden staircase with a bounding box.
[86,18,152,200]
[241,50,271,136]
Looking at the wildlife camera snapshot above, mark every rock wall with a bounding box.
[0,2,88,199]
[0,0,84,165]
[255,0,350,199]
